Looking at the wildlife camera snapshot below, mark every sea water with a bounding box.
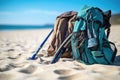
[0,25,53,30]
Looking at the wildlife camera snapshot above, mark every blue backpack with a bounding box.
[71,6,117,65]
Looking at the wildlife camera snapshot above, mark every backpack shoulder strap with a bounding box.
[99,27,105,50]
[103,10,111,38]
[94,8,111,39]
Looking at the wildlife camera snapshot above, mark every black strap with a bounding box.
[109,41,117,62]
[106,27,110,38]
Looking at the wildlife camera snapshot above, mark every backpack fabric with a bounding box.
[47,11,77,58]
[71,6,117,65]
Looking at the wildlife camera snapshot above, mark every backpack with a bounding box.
[47,11,77,58]
[71,6,117,65]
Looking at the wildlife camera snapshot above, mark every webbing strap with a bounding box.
[99,28,105,50]
[106,27,110,38]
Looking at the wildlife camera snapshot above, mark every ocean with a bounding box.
[0,25,53,30]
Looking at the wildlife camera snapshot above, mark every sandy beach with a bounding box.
[0,25,120,80]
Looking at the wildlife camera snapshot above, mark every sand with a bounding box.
[0,25,120,80]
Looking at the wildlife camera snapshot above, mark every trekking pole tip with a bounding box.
[27,56,38,60]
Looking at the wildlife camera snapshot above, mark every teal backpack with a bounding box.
[71,6,117,65]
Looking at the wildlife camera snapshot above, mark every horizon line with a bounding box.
[0,23,54,26]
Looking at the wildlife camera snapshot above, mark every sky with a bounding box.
[0,0,120,25]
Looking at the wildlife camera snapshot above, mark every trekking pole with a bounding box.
[51,33,73,64]
[29,29,54,60]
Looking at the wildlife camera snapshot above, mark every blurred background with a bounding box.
[0,0,120,30]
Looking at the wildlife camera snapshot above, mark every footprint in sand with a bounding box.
[0,63,16,72]
[54,69,73,76]
[7,53,21,59]
[73,67,83,70]
[19,65,37,74]
[58,73,82,80]
[7,49,15,52]
[54,69,84,80]
[72,66,85,70]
